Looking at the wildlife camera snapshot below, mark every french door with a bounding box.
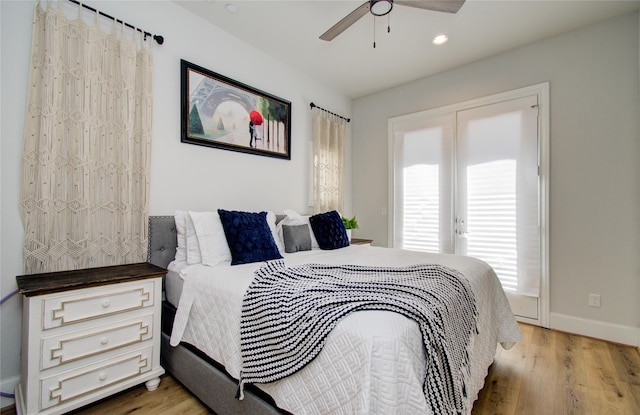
[390,86,548,323]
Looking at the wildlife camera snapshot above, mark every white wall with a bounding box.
[352,12,639,345]
[0,0,351,407]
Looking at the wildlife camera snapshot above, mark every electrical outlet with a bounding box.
[589,293,601,308]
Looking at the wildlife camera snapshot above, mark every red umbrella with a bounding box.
[250,110,263,126]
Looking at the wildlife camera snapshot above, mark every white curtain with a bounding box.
[20,1,154,273]
[312,108,347,213]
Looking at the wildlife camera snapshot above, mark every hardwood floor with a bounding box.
[473,323,640,415]
[3,323,638,415]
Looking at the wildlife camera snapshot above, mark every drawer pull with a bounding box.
[100,336,109,345]
[98,372,107,381]
[101,299,110,308]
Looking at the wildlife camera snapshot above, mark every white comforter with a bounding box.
[170,245,521,415]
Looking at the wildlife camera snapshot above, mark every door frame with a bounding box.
[387,83,550,328]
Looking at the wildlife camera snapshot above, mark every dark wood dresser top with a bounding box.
[16,262,166,297]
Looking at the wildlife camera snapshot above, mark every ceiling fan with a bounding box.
[319,0,466,42]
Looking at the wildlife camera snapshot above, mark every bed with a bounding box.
[148,211,521,415]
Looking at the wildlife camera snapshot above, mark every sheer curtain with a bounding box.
[20,1,154,273]
[312,108,347,213]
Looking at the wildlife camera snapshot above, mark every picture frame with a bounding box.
[181,59,291,160]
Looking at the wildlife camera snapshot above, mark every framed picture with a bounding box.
[181,59,291,160]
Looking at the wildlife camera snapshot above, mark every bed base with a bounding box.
[160,303,288,415]
[148,215,287,415]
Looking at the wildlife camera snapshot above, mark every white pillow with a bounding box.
[282,209,319,249]
[185,213,202,264]
[266,211,285,254]
[188,211,231,266]
[174,210,188,262]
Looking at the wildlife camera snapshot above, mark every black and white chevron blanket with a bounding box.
[238,260,478,415]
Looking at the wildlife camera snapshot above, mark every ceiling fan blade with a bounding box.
[395,0,465,14]
[319,2,370,41]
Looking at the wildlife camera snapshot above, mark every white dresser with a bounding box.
[14,263,166,415]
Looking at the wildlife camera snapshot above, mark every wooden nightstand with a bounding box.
[350,238,373,246]
[15,263,166,415]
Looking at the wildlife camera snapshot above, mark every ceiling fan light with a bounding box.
[370,0,393,17]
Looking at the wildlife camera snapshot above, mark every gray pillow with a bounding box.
[282,224,312,253]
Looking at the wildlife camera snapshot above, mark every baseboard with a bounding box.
[550,312,640,346]
[0,374,19,409]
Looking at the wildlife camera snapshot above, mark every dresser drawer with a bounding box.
[41,314,154,370]
[42,281,155,330]
[40,346,153,410]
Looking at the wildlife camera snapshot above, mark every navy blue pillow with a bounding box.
[309,210,349,250]
[217,209,282,265]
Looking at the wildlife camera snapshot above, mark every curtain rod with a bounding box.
[310,102,350,122]
[67,0,164,45]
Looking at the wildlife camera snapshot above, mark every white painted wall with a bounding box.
[352,12,639,345]
[0,0,351,407]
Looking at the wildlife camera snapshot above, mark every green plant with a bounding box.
[341,215,359,230]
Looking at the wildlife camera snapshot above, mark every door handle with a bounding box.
[455,217,467,235]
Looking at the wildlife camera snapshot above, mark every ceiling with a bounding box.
[175,0,640,99]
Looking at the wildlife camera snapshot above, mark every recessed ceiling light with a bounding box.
[432,34,448,45]
[225,3,238,13]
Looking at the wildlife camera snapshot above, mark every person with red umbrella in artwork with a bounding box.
[249,110,263,148]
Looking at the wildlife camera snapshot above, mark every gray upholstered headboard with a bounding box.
[148,216,178,269]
